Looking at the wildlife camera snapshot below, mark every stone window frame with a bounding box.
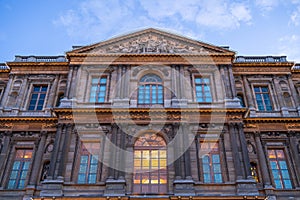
[28,85,48,111]
[253,85,273,111]
[266,146,294,189]
[3,141,35,190]
[132,132,168,194]
[24,81,50,111]
[73,136,103,184]
[198,139,224,183]
[84,69,110,103]
[137,73,164,106]
[192,72,217,103]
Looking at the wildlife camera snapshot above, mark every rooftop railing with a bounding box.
[14,55,67,62]
[235,56,287,63]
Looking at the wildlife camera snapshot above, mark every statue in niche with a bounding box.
[40,161,50,181]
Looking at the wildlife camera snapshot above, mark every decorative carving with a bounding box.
[95,34,207,54]
[245,124,258,128]
[60,113,73,120]
[0,122,13,129]
[287,123,300,130]
[42,122,56,129]
[247,140,256,154]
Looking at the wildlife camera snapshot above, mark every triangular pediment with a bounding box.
[68,28,234,55]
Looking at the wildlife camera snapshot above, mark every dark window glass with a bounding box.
[254,86,273,111]
[28,86,47,111]
[138,74,163,105]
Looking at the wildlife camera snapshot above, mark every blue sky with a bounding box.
[0,0,300,62]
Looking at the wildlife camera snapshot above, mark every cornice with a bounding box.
[0,117,57,122]
[245,117,300,123]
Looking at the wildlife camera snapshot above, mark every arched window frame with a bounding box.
[138,74,164,106]
[133,133,168,194]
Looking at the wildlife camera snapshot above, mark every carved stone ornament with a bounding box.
[0,122,13,129]
[94,34,208,54]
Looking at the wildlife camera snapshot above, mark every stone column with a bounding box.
[48,124,63,179]
[29,131,47,185]
[273,78,285,108]
[287,75,300,114]
[229,123,243,180]
[228,65,237,98]
[173,123,183,179]
[69,66,79,99]
[57,124,72,178]
[237,123,252,179]
[242,75,254,108]
[65,67,73,99]
[254,132,271,187]
[108,124,118,179]
[0,74,13,108]
[0,131,12,187]
[46,75,59,108]
[219,66,230,99]
[288,134,300,187]
[15,76,28,109]
[182,124,191,178]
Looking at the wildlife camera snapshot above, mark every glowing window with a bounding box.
[268,149,292,189]
[7,149,33,189]
[133,133,167,194]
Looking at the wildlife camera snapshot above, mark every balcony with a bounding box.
[14,55,67,62]
[235,56,287,63]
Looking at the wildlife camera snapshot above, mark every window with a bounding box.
[200,141,222,183]
[133,133,167,194]
[89,77,107,103]
[195,77,212,103]
[138,74,163,105]
[254,86,272,111]
[28,86,47,110]
[7,149,33,189]
[77,143,100,184]
[268,149,292,189]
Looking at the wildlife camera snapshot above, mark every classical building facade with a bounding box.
[0,28,299,200]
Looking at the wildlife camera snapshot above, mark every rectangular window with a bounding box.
[200,141,222,183]
[195,77,212,103]
[77,143,100,184]
[268,149,292,189]
[28,86,47,110]
[89,77,107,103]
[254,86,273,111]
[7,149,33,189]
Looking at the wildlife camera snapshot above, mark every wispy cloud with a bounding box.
[290,5,300,26]
[54,0,252,42]
[279,35,300,62]
[255,0,279,13]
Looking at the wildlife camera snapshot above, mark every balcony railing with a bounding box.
[235,56,287,63]
[14,55,67,62]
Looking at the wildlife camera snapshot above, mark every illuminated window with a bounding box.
[7,149,33,189]
[138,74,163,105]
[133,133,167,194]
[195,77,212,102]
[200,141,222,183]
[268,149,292,189]
[77,143,100,184]
[28,86,47,110]
[90,77,107,103]
[254,86,272,111]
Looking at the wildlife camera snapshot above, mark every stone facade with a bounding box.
[0,28,299,200]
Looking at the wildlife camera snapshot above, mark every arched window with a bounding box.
[138,74,163,105]
[133,133,167,194]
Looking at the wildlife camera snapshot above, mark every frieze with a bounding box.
[94,34,209,54]
[0,122,13,129]
[42,122,57,129]
[261,131,288,138]
[287,123,300,130]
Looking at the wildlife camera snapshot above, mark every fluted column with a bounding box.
[0,74,13,107]
[254,132,271,186]
[288,133,300,187]
[229,123,243,180]
[243,75,254,108]
[182,124,191,178]
[287,75,300,107]
[48,124,63,179]
[273,78,285,108]
[57,124,72,178]
[65,67,73,99]
[15,76,28,109]
[47,75,59,108]
[29,131,47,185]
[108,124,118,179]
[237,123,252,179]
[228,65,237,98]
